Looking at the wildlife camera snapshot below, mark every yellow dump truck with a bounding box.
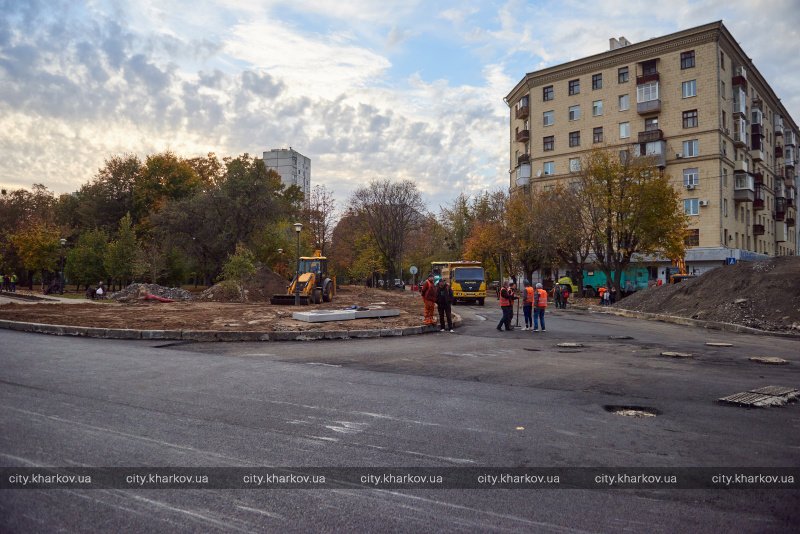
[439,261,486,306]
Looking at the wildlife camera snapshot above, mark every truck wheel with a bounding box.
[478,298,485,306]
[322,281,332,302]
[312,289,322,304]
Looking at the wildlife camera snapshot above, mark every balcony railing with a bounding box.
[775,146,784,158]
[636,72,660,84]
[754,172,764,185]
[516,129,530,142]
[732,74,748,88]
[753,223,765,235]
[775,211,786,221]
[751,123,763,137]
[754,198,765,210]
[517,153,530,165]
[637,99,661,115]
[515,105,529,120]
[637,129,663,143]
[734,172,755,202]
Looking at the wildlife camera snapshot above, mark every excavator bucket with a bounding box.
[269,294,310,305]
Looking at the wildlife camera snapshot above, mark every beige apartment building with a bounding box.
[506,21,798,276]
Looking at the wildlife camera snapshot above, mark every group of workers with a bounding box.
[496,280,549,332]
[1,273,18,292]
[419,273,455,332]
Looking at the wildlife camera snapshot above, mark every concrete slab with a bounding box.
[292,309,400,323]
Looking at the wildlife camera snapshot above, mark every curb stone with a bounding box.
[588,306,799,338]
[0,313,461,342]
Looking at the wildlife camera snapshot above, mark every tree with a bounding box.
[546,185,593,292]
[439,193,473,259]
[10,221,62,290]
[65,229,108,290]
[350,179,425,284]
[133,151,203,223]
[220,243,257,300]
[74,154,141,231]
[104,213,138,289]
[578,148,687,295]
[305,185,336,255]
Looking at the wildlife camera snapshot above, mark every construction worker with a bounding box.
[522,280,534,330]
[532,282,548,332]
[420,273,437,326]
[496,281,516,331]
[598,285,607,306]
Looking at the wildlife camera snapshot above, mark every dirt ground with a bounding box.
[615,256,800,333]
[0,286,435,332]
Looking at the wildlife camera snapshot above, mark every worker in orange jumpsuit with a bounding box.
[420,273,438,325]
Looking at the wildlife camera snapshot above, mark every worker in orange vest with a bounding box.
[532,282,548,332]
[496,281,517,331]
[420,273,437,325]
[522,280,534,330]
[598,285,607,306]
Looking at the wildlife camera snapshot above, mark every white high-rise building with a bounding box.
[263,147,311,204]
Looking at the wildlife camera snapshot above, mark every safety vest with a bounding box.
[524,286,534,304]
[535,288,548,308]
[499,288,512,307]
[598,287,606,296]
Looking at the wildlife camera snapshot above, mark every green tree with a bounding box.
[579,148,687,295]
[134,151,203,223]
[74,154,141,232]
[10,221,62,290]
[104,213,138,289]
[220,243,257,300]
[65,228,108,289]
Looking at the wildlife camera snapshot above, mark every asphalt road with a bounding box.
[1,301,799,532]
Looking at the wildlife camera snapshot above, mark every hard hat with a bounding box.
[535,283,543,288]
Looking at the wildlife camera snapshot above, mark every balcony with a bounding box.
[732,74,748,88]
[733,172,755,202]
[638,129,663,143]
[515,163,531,187]
[750,149,764,162]
[637,99,661,115]
[786,131,797,146]
[751,123,763,137]
[752,223,765,235]
[517,153,530,165]
[788,217,796,227]
[776,222,788,242]
[633,140,666,168]
[636,72,659,84]
[515,105,529,120]
[754,172,764,185]
[754,198,765,210]
[516,129,530,143]
[775,211,786,222]
[775,146,784,158]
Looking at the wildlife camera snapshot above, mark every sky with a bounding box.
[2,0,799,212]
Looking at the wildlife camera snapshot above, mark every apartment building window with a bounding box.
[683,168,699,186]
[543,136,554,151]
[619,149,630,164]
[568,79,580,95]
[642,59,658,76]
[722,110,727,130]
[683,139,699,157]
[592,100,603,116]
[543,85,554,101]
[592,73,602,90]
[618,94,629,111]
[683,109,698,128]
[684,198,699,216]
[684,228,700,246]
[720,51,725,70]
[618,66,628,83]
[723,198,728,217]
[619,122,630,139]
[569,105,581,121]
[680,50,695,69]
[637,81,659,103]
[722,140,728,157]
[543,161,554,175]
[569,131,581,147]
[543,110,554,126]
[682,80,696,98]
[645,117,659,131]
[593,127,603,143]
[569,158,581,172]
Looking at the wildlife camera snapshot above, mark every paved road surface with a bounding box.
[1,301,799,532]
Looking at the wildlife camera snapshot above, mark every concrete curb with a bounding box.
[0,314,462,342]
[587,306,800,338]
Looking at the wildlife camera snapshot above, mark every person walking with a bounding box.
[496,281,516,331]
[436,277,454,332]
[532,282,548,332]
[561,285,570,309]
[522,280,533,330]
[10,273,17,292]
[420,273,437,326]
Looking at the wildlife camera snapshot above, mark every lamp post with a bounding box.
[277,248,284,277]
[59,238,67,294]
[293,223,303,305]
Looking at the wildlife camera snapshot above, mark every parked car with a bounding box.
[394,279,404,289]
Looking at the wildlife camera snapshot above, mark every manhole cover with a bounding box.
[609,335,633,340]
[749,357,789,365]
[706,342,733,347]
[660,351,693,358]
[604,405,660,417]
[557,343,584,348]
[718,386,799,408]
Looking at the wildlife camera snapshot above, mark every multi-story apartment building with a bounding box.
[263,147,311,205]
[506,21,798,276]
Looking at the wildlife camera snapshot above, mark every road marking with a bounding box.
[399,450,475,464]
[235,505,285,520]
[306,362,342,367]
[306,435,339,442]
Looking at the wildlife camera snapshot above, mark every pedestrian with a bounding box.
[2,274,8,292]
[552,283,562,309]
[10,273,17,292]
[598,285,606,306]
[532,282,548,332]
[496,281,516,331]
[419,273,437,326]
[522,280,533,330]
[95,281,105,300]
[603,287,610,306]
[436,277,454,332]
[561,285,570,309]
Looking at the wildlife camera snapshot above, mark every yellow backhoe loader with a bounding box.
[270,251,336,305]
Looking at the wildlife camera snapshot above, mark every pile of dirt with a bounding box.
[110,283,194,303]
[615,256,800,332]
[200,267,290,302]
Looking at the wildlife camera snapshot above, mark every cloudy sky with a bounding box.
[2,0,799,211]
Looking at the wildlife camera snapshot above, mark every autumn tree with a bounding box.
[133,151,204,224]
[349,179,425,284]
[10,221,62,290]
[305,185,336,255]
[578,148,687,295]
[439,193,473,259]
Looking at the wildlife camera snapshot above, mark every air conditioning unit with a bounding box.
[686,184,696,190]
[699,200,709,207]
[676,153,683,159]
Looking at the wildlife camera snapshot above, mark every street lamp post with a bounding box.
[59,238,67,294]
[293,223,303,305]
